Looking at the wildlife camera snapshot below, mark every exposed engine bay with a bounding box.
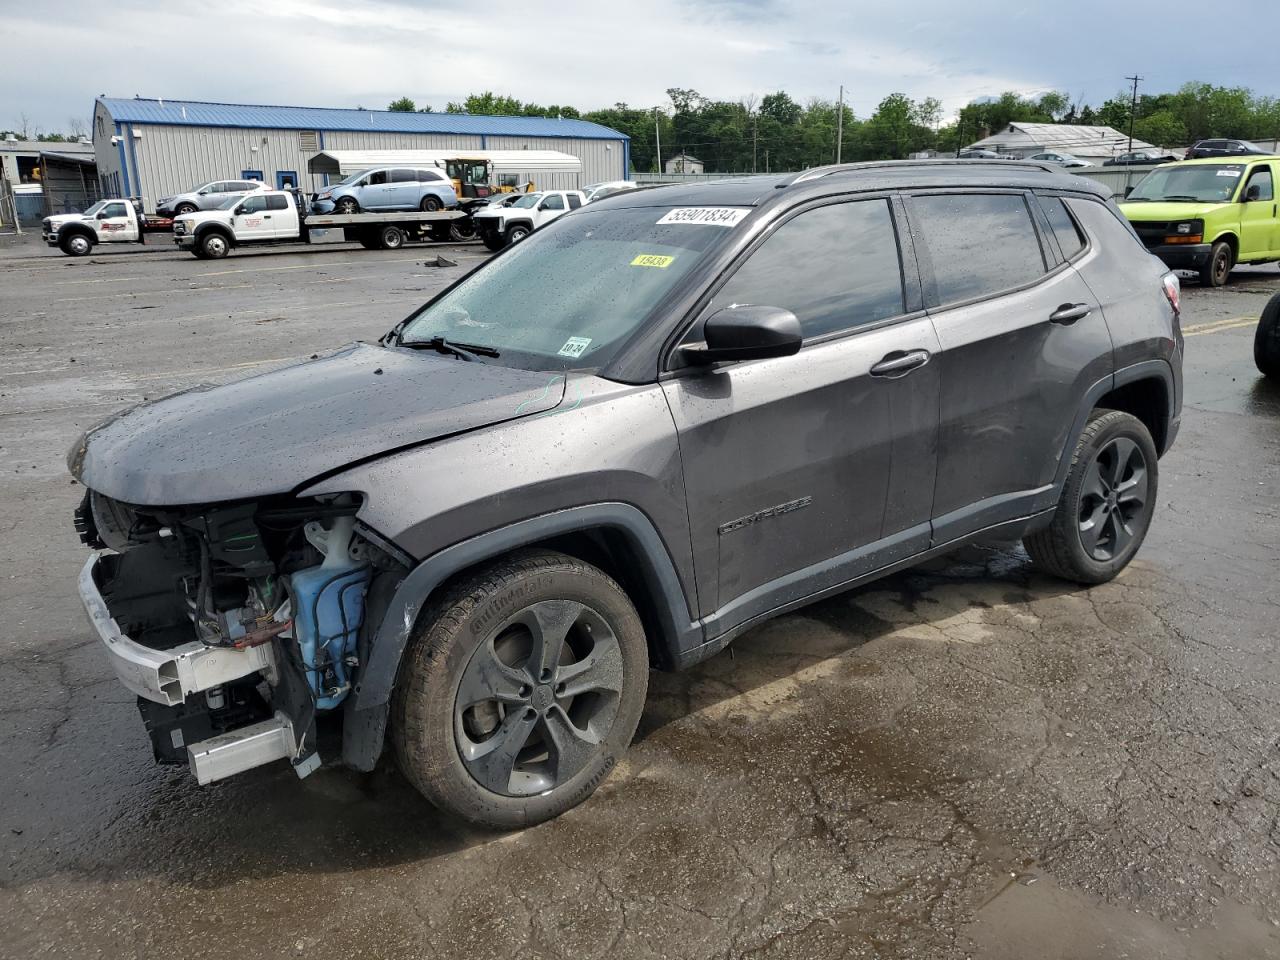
[75,490,406,783]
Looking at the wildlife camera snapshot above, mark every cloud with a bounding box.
[1,0,1275,132]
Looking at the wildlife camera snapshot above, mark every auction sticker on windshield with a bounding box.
[657,207,750,227]
[1216,170,1242,176]
[631,254,675,268]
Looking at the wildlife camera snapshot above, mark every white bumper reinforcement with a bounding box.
[78,554,278,707]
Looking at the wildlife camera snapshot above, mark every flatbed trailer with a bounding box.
[174,191,478,258]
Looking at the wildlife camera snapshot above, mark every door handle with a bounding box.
[1049,302,1092,325]
[263,214,272,219]
[870,349,931,378]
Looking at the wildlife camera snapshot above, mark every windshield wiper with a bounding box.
[1161,195,1204,202]
[398,335,500,361]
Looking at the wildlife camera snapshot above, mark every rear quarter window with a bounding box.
[1040,196,1087,259]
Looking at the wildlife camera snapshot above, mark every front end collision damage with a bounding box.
[74,489,409,784]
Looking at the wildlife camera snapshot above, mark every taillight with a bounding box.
[1162,272,1181,316]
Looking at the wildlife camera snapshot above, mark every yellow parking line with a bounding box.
[1182,315,1258,334]
[1184,317,1258,337]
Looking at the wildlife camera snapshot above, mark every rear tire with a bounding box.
[60,233,92,257]
[1024,409,1158,584]
[1254,292,1280,378]
[1199,241,1233,287]
[393,550,648,829]
[420,195,443,212]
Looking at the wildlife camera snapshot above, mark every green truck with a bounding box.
[1120,155,1280,287]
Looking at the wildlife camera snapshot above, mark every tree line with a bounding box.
[389,82,1280,173]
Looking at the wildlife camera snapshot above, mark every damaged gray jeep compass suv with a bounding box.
[72,160,1183,829]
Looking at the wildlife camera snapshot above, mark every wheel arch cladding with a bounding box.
[1095,375,1171,454]
[340,503,700,772]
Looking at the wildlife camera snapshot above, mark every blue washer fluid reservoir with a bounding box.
[290,515,371,711]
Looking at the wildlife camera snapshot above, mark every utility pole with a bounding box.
[1125,74,1143,154]
[654,109,663,175]
[836,85,844,164]
[752,114,758,173]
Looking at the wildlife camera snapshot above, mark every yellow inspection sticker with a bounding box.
[630,254,675,268]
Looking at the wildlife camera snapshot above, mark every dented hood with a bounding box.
[69,342,565,505]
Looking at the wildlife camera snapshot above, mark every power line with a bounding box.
[1125,74,1144,154]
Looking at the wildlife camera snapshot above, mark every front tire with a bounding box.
[505,224,531,246]
[1255,292,1280,378]
[1199,241,1233,287]
[378,226,404,250]
[174,203,197,216]
[199,232,230,259]
[1024,409,1159,584]
[393,550,648,829]
[60,233,92,257]
[335,197,359,215]
[481,230,505,252]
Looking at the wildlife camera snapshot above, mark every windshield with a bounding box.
[336,169,371,186]
[214,196,243,210]
[512,194,541,208]
[396,205,745,370]
[1127,164,1246,203]
[82,201,107,216]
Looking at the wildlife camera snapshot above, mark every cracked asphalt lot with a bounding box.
[1,237,1279,959]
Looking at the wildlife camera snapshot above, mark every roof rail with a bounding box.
[781,158,1061,186]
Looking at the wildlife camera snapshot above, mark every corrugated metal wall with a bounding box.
[98,104,626,211]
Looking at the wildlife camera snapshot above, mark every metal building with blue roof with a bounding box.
[93,97,630,211]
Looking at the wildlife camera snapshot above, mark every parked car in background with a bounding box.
[156,179,267,217]
[311,166,458,214]
[1104,150,1180,166]
[73,161,1181,828]
[1119,155,1280,286]
[1029,152,1092,168]
[583,180,640,203]
[958,148,1002,159]
[1184,139,1267,159]
[472,189,586,250]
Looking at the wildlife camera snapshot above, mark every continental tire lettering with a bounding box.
[469,575,556,637]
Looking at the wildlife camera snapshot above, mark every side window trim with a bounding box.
[904,189,1055,313]
[661,192,915,372]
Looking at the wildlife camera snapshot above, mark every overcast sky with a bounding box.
[5,0,1276,134]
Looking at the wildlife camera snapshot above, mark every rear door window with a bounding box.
[909,193,1047,307]
[391,168,416,183]
[567,193,582,209]
[266,195,289,210]
[541,194,566,211]
[711,198,905,338]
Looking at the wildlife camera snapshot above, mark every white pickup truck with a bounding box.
[173,189,469,258]
[472,190,587,250]
[43,199,171,257]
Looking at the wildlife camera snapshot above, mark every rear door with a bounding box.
[661,196,939,630]
[1238,162,1278,259]
[905,190,1109,543]
[388,168,419,210]
[199,182,232,209]
[264,194,295,238]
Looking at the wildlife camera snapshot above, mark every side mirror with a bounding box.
[1245,184,1263,202]
[197,189,209,195]
[96,211,109,219]
[683,305,803,365]
[1123,186,1135,198]
[234,206,247,215]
